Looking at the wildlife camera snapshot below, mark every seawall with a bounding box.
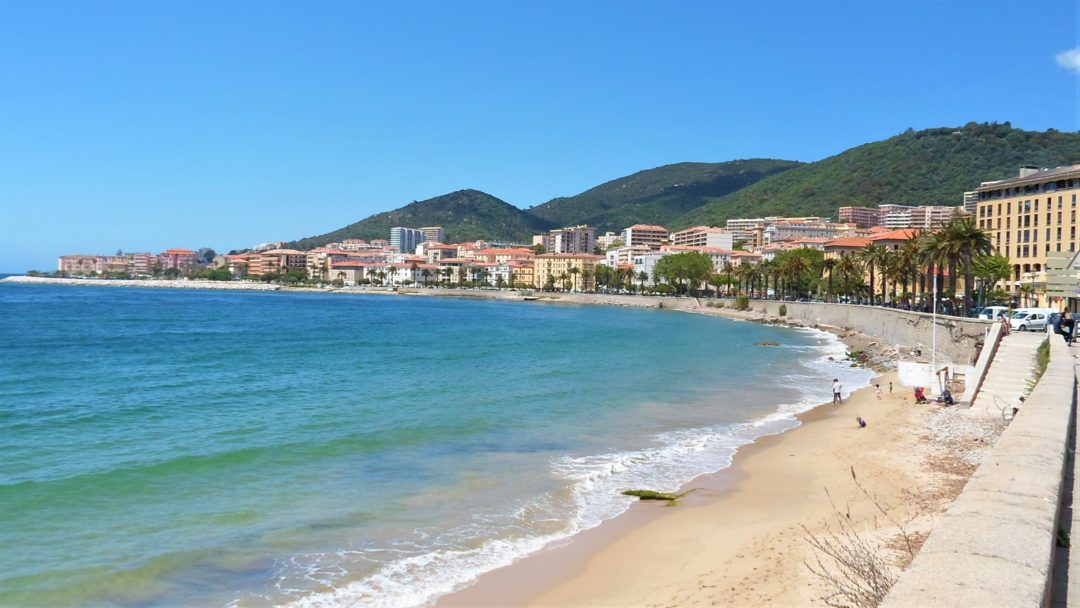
[882,333,1077,607]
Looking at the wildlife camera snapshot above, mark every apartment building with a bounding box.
[670,226,734,249]
[533,253,602,290]
[390,227,426,253]
[545,225,596,254]
[259,249,307,274]
[621,224,670,250]
[159,248,199,271]
[879,204,958,229]
[976,164,1080,294]
[838,206,881,228]
[58,255,104,274]
[420,226,445,244]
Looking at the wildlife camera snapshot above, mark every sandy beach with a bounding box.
[440,368,1003,607]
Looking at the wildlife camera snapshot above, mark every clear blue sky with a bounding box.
[1,0,1078,272]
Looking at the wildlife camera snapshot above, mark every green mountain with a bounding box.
[528,159,801,233]
[287,189,553,249]
[674,123,1080,228]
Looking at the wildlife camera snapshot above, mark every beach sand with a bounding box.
[440,371,1001,607]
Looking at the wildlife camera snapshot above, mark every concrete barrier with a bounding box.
[882,334,1076,608]
[754,301,990,365]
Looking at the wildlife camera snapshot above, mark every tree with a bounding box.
[387,265,398,287]
[974,255,1011,307]
[637,270,648,292]
[568,266,581,292]
[721,261,735,296]
[197,247,217,265]
[857,244,889,305]
[938,217,994,316]
[163,267,181,279]
[821,259,837,301]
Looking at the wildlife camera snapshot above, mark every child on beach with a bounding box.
[832,379,842,404]
[856,416,867,428]
[875,384,882,399]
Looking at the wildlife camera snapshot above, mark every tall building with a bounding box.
[545,225,596,254]
[963,191,979,215]
[420,226,445,243]
[838,206,881,228]
[975,164,1080,298]
[390,227,425,253]
[670,226,734,249]
[621,224,670,250]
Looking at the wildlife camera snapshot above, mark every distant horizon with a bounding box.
[2,0,1078,272]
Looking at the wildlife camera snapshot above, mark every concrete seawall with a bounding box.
[882,334,1076,607]
[749,301,990,365]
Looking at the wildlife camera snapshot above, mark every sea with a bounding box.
[0,282,873,607]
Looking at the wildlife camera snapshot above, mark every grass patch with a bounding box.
[1034,338,1050,382]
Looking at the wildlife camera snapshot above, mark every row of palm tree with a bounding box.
[715,217,1000,316]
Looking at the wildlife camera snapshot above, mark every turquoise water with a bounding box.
[0,284,871,607]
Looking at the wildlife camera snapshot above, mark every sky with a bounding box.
[1,0,1078,272]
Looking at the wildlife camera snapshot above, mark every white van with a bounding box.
[978,305,1010,321]
[1009,308,1057,332]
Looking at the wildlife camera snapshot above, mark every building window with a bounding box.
[1047,228,1051,241]
[1023,245,1029,257]
[1059,228,1063,240]
[1035,200,1039,212]
[1059,196,1063,208]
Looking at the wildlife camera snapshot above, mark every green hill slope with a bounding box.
[528,159,801,232]
[675,123,1080,228]
[288,189,553,249]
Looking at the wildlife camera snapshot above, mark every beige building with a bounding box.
[838,206,881,228]
[533,253,603,291]
[621,224,669,250]
[976,164,1080,299]
[670,226,734,249]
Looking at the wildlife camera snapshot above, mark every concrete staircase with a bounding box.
[968,330,1046,417]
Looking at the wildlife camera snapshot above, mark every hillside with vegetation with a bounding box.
[287,189,554,249]
[528,160,801,232]
[674,123,1080,229]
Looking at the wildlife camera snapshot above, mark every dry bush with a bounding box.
[802,467,920,608]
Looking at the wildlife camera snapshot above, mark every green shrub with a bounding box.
[735,295,750,311]
[779,304,787,317]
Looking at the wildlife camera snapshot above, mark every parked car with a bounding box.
[978,305,1010,321]
[1009,308,1057,332]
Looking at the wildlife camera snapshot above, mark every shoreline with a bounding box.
[438,362,998,607]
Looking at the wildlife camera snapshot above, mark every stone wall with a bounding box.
[756,301,990,365]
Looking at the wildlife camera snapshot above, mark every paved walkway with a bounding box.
[1051,355,1079,608]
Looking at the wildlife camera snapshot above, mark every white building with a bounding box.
[671,226,734,250]
[621,224,670,250]
[632,250,673,286]
[390,227,426,253]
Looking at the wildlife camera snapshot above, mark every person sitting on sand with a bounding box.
[856,416,867,428]
[914,386,929,404]
[832,378,842,404]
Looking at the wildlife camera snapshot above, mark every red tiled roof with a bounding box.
[626,224,669,232]
[868,229,920,242]
[824,237,872,248]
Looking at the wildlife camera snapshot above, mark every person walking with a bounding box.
[832,378,842,404]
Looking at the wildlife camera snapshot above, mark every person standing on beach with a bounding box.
[832,379,842,404]
[875,384,882,400]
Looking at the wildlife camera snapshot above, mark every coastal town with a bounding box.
[43,163,1080,316]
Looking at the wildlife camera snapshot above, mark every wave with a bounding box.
[278,328,873,608]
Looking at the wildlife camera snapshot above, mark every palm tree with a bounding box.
[441,267,452,286]
[938,218,994,316]
[721,261,735,297]
[780,255,811,300]
[857,244,889,305]
[558,272,570,291]
[581,269,593,292]
[836,255,864,301]
[821,258,837,302]
[421,268,432,286]
[386,265,398,287]
[568,266,581,292]
[637,270,648,292]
